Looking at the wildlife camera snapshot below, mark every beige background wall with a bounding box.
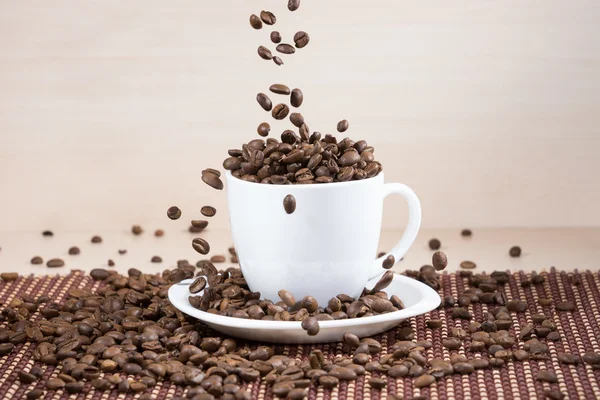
[1,0,599,232]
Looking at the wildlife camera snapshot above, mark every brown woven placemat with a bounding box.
[1,268,599,400]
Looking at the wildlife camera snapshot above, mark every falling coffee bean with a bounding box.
[337,119,349,133]
[191,220,209,229]
[283,194,296,214]
[270,31,282,44]
[270,84,290,95]
[432,251,448,271]
[167,206,182,220]
[372,271,394,292]
[260,10,276,25]
[68,246,80,255]
[289,113,304,127]
[249,14,263,29]
[273,56,283,66]
[276,44,295,54]
[293,31,310,48]
[189,277,207,294]
[460,261,476,269]
[258,46,273,60]
[272,103,290,120]
[131,225,143,235]
[46,258,64,268]
[428,238,441,250]
[154,229,164,237]
[210,255,226,263]
[382,255,395,269]
[202,169,224,190]
[42,230,53,237]
[201,206,216,217]
[31,256,43,265]
[301,317,320,336]
[461,229,472,236]
[290,88,303,108]
[151,256,162,263]
[192,238,210,255]
[255,122,271,138]
[509,246,522,257]
[257,93,273,111]
[288,0,300,11]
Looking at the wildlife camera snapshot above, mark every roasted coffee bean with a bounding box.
[453,362,474,374]
[167,206,182,220]
[68,246,80,255]
[371,271,394,292]
[31,256,43,265]
[283,194,296,214]
[432,251,448,271]
[301,317,319,336]
[270,31,282,44]
[414,374,435,388]
[273,56,284,66]
[294,31,310,48]
[210,255,225,263]
[154,229,164,237]
[582,352,600,364]
[46,378,66,390]
[382,254,395,269]
[42,230,53,237]
[191,220,209,229]
[46,258,65,268]
[250,14,262,29]
[537,370,558,383]
[190,277,207,294]
[343,332,360,348]
[509,246,522,257]
[290,89,303,108]
[443,338,461,350]
[257,122,271,137]
[269,84,290,95]
[426,319,443,329]
[428,238,441,250]
[388,364,409,378]
[337,120,349,133]
[272,103,290,120]
[202,169,224,190]
[460,261,476,269]
[26,389,43,400]
[260,10,276,25]
[557,352,579,364]
[368,378,387,389]
[258,46,273,60]
[275,44,297,57]
[288,0,300,11]
[461,229,472,236]
[507,300,528,312]
[556,301,575,311]
[91,235,102,243]
[131,225,143,235]
[1,272,18,282]
[192,238,210,255]
[151,256,162,263]
[451,307,472,320]
[200,206,216,218]
[289,113,304,127]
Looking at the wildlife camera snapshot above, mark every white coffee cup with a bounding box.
[225,171,421,305]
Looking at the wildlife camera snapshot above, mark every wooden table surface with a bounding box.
[1,228,598,276]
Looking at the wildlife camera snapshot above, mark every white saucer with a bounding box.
[168,273,440,344]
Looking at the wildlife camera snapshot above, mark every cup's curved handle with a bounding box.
[372,183,421,276]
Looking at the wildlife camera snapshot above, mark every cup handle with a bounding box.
[372,183,421,275]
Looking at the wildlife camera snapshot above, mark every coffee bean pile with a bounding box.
[0,262,588,399]
[249,4,308,66]
[187,268,404,337]
[223,112,382,184]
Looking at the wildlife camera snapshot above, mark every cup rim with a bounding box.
[225,170,384,189]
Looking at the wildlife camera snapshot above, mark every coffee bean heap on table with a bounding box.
[0,263,585,400]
